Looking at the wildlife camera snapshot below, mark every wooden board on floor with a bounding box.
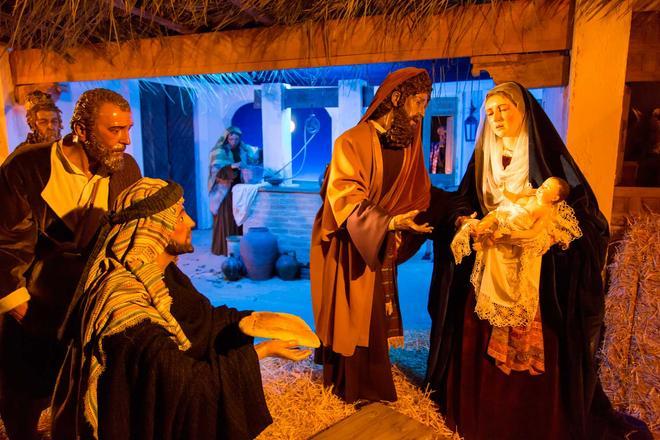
[310,402,443,440]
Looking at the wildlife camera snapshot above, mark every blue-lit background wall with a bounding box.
[4,59,568,230]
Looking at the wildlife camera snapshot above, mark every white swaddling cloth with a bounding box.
[451,201,582,328]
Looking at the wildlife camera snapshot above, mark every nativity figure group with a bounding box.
[0,69,651,440]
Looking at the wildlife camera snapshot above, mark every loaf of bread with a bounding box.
[239,311,320,348]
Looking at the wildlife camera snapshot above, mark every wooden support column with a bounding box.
[0,46,13,162]
[565,0,632,222]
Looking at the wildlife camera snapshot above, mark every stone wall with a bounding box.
[243,187,322,265]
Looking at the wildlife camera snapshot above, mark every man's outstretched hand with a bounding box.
[254,339,312,361]
[389,210,433,234]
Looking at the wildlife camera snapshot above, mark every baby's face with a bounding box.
[536,179,561,204]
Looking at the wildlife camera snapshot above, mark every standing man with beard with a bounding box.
[17,90,63,148]
[0,88,141,440]
[311,68,435,403]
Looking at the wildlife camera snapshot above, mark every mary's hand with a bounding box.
[456,212,478,229]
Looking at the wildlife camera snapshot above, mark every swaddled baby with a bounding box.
[452,177,582,328]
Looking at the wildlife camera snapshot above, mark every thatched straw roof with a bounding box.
[1,0,650,53]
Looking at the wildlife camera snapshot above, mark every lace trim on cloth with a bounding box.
[450,219,479,264]
[451,201,582,328]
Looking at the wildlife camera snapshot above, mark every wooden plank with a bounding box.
[626,11,660,82]
[615,86,632,185]
[610,186,660,238]
[471,52,570,88]
[10,1,570,85]
[0,47,13,162]
[310,403,442,440]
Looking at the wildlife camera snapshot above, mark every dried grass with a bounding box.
[599,213,660,437]
[257,355,459,439]
[0,0,634,52]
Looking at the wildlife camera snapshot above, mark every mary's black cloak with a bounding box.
[425,83,623,439]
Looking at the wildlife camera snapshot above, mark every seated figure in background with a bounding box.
[52,178,312,440]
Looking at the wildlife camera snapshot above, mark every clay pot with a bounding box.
[240,227,278,280]
[276,251,300,280]
[226,235,241,259]
[221,253,244,281]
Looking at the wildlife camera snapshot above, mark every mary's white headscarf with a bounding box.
[477,82,530,212]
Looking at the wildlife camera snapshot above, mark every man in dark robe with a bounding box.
[311,68,437,403]
[0,88,141,440]
[17,90,63,148]
[52,178,309,440]
[425,82,651,439]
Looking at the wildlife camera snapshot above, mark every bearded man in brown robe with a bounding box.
[18,90,63,148]
[311,68,435,403]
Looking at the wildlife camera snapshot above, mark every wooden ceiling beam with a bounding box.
[112,0,196,35]
[11,1,570,85]
[471,52,570,88]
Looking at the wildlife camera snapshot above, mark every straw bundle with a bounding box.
[598,213,659,436]
[2,0,640,52]
[257,355,458,440]
[257,328,458,439]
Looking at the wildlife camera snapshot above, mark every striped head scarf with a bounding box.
[75,177,191,438]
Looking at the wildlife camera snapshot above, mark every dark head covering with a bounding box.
[362,67,433,213]
[426,82,610,438]
[360,67,431,123]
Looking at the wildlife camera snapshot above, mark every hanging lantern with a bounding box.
[464,102,478,143]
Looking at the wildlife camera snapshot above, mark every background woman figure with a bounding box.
[208,126,260,255]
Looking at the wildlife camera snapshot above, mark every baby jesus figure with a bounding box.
[452,177,583,329]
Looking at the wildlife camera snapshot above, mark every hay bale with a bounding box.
[599,213,660,436]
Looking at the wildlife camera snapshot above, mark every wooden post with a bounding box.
[565,0,632,222]
[0,46,13,163]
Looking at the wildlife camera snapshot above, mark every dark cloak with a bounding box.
[51,263,271,440]
[425,83,621,439]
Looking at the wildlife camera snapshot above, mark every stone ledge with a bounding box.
[258,182,320,194]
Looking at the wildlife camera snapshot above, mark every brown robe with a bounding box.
[211,148,243,256]
[311,67,430,360]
